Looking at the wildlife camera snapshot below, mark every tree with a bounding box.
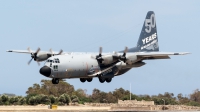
[113,88,129,100]
[190,89,200,102]
[106,92,117,103]
[91,88,101,103]
[26,80,75,97]
[177,93,189,105]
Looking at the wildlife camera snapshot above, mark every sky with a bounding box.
[0,0,200,97]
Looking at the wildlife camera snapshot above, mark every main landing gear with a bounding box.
[99,77,112,83]
[80,78,93,83]
[52,78,59,84]
[80,77,112,83]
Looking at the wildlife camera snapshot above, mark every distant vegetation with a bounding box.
[1,80,200,106]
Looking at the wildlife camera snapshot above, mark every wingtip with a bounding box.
[181,52,191,55]
[6,50,12,52]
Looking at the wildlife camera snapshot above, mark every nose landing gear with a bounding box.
[52,78,59,84]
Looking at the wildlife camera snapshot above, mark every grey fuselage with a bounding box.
[43,52,145,79]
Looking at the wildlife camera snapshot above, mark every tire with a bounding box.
[98,77,105,83]
[52,78,59,84]
[55,78,59,84]
[87,78,93,82]
[80,78,86,82]
[106,78,112,83]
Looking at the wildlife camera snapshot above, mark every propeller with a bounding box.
[99,47,102,57]
[58,49,63,55]
[119,47,128,63]
[49,48,63,56]
[27,47,41,65]
[96,47,103,63]
[49,48,54,56]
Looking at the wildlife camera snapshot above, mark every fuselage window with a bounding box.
[53,65,58,71]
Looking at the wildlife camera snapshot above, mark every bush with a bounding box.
[28,96,36,105]
[9,97,19,105]
[40,94,50,104]
[58,93,71,105]
[187,101,200,107]
[1,95,9,105]
[49,95,56,104]
[18,97,26,105]
[71,95,79,103]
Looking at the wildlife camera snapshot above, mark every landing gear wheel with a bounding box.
[87,78,93,82]
[52,78,59,84]
[80,78,86,83]
[105,78,112,83]
[99,77,105,83]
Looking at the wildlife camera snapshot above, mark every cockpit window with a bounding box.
[54,58,60,63]
[46,59,60,63]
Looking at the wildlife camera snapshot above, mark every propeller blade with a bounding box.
[99,47,102,56]
[49,48,53,56]
[123,46,128,56]
[27,47,32,53]
[35,47,40,54]
[119,46,128,63]
[28,58,33,65]
[58,49,63,55]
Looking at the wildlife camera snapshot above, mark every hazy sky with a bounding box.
[1,0,200,96]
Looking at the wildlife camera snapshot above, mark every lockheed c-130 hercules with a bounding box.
[7,11,189,84]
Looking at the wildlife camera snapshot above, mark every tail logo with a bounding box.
[145,14,156,33]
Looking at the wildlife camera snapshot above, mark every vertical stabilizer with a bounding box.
[137,11,159,52]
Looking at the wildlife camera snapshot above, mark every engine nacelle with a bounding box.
[101,55,114,65]
[126,54,137,65]
[115,61,126,70]
[36,53,49,61]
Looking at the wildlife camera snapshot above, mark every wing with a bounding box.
[136,52,190,60]
[6,49,62,55]
[7,50,34,54]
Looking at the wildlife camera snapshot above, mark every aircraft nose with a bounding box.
[40,66,51,77]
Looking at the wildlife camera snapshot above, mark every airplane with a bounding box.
[7,11,189,84]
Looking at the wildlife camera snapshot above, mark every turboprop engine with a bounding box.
[125,54,138,65]
[27,47,63,65]
[101,55,114,65]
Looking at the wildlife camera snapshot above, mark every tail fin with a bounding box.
[137,11,159,52]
